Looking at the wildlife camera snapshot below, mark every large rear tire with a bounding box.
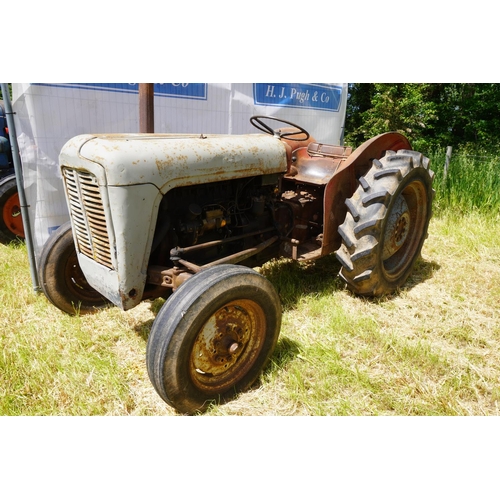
[0,175,24,244]
[146,264,281,414]
[38,221,110,315]
[335,150,435,296]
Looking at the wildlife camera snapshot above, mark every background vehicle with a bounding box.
[38,116,435,414]
[0,100,24,244]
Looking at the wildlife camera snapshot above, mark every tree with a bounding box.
[345,84,438,150]
[345,83,500,153]
[0,84,12,101]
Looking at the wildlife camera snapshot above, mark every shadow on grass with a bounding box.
[261,254,441,308]
[132,295,168,341]
[259,254,345,311]
[264,335,301,375]
[133,318,155,342]
[401,258,441,292]
[133,254,440,341]
[362,257,441,305]
[0,237,26,248]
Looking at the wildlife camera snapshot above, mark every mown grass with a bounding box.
[254,213,500,416]
[0,244,162,415]
[1,152,499,416]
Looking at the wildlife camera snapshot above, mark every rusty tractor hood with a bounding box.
[59,133,288,192]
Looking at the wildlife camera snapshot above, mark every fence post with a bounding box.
[0,82,40,291]
[444,146,452,180]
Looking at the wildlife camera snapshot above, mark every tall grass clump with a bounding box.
[428,147,500,214]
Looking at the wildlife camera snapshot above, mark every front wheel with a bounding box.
[146,264,282,414]
[38,221,110,315]
[335,149,435,296]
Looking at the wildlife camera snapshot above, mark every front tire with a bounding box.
[146,264,282,414]
[335,149,435,296]
[38,221,109,315]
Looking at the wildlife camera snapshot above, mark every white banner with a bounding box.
[12,83,347,260]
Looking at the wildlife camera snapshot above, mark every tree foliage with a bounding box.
[0,83,12,101]
[345,83,500,153]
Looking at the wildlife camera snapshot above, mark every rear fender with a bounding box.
[321,132,412,255]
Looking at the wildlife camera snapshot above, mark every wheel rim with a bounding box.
[3,192,24,238]
[190,299,267,394]
[382,179,428,279]
[65,249,102,302]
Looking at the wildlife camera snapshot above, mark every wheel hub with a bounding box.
[190,299,266,393]
[192,303,253,376]
[382,194,410,260]
[3,192,24,237]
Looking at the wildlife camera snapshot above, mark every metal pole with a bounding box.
[444,146,452,180]
[0,83,40,291]
[139,83,154,133]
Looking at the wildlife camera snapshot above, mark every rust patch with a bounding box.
[189,299,267,394]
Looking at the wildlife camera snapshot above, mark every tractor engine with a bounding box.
[149,173,299,270]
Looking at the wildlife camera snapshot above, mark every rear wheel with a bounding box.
[335,150,435,296]
[146,264,281,414]
[0,175,24,243]
[38,221,109,315]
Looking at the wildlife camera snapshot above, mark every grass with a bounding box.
[429,148,500,214]
[1,150,499,416]
[257,213,500,416]
[2,206,500,416]
[0,245,160,415]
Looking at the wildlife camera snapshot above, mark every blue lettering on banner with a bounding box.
[31,83,208,101]
[254,83,342,112]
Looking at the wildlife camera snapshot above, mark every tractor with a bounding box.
[0,100,24,244]
[38,116,434,414]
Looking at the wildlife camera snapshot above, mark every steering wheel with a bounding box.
[250,115,310,141]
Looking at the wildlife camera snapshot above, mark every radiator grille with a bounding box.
[62,167,114,269]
